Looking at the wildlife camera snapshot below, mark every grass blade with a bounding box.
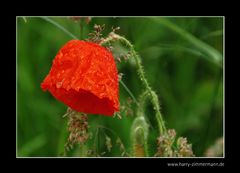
[120,80,138,105]
[18,135,46,156]
[152,18,223,67]
[40,17,78,39]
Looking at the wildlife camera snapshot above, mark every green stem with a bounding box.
[101,33,166,135]
[144,138,149,157]
[137,91,148,117]
[119,80,138,105]
[22,17,27,23]
[79,19,83,39]
[134,91,150,156]
[40,17,78,39]
[94,127,99,156]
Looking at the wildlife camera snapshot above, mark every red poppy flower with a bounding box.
[41,40,119,116]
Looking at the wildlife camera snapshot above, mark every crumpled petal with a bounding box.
[41,40,119,116]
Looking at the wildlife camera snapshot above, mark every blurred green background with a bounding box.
[17,17,223,157]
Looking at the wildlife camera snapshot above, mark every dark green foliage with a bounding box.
[17,17,223,157]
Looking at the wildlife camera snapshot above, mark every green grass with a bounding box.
[17,16,223,157]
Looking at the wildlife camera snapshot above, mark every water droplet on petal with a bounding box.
[99,93,105,97]
[56,82,62,88]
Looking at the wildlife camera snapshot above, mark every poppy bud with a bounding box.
[131,116,149,157]
[41,40,119,116]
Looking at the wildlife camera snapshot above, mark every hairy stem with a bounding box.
[101,33,166,135]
